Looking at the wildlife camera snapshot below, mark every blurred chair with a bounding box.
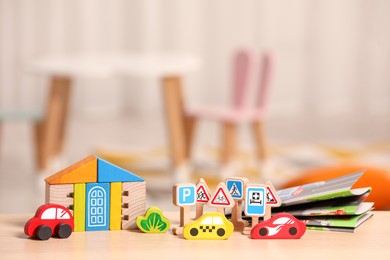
[184,49,272,167]
[0,77,71,170]
[0,109,43,169]
[280,165,390,210]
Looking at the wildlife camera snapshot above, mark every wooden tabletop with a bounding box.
[1,211,389,259]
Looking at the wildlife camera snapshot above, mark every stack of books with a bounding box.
[274,170,374,232]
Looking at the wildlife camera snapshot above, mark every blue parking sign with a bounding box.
[245,186,266,216]
[174,184,196,206]
[226,179,244,199]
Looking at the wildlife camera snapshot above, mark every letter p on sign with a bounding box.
[173,184,196,206]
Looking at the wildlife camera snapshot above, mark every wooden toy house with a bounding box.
[44,155,146,232]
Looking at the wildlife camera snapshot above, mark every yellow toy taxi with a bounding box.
[183,212,234,240]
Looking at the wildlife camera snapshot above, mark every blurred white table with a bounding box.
[28,53,201,78]
[27,52,201,175]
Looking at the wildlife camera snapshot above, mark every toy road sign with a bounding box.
[266,182,281,207]
[208,182,235,208]
[173,184,196,207]
[196,178,211,204]
[226,177,248,200]
[245,185,266,216]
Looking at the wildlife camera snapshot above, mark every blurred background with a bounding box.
[1,0,390,213]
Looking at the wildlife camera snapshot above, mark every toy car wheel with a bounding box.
[216,228,225,237]
[289,227,297,236]
[190,228,199,236]
[55,223,72,239]
[259,227,268,237]
[36,225,52,240]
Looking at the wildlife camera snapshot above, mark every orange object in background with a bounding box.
[280,165,390,210]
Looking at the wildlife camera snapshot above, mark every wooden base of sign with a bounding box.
[231,201,249,231]
[216,207,224,214]
[264,205,272,221]
[242,216,259,235]
[173,227,184,235]
[173,206,190,235]
[195,204,204,219]
[242,227,251,235]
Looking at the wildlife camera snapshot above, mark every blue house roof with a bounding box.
[97,157,144,183]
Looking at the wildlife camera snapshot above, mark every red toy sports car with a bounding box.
[24,204,74,240]
[251,213,306,239]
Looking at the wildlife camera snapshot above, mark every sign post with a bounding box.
[195,178,211,219]
[172,183,196,235]
[243,184,266,234]
[226,177,249,231]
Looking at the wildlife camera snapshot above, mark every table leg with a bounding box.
[252,121,267,160]
[183,115,197,158]
[161,76,188,177]
[221,122,237,164]
[34,76,71,170]
[54,79,71,155]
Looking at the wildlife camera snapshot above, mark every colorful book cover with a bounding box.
[302,213,374,232]
[275,192,373,216]
[277,170,371,206]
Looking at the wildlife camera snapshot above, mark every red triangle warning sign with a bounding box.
[196,178,211,204]
[211,188,230,205]
[208,183,234,207]
[197,185,210,203]
[266,183,281,207]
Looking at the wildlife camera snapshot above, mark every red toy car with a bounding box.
[24,204,74,240]
[251,213,306,239]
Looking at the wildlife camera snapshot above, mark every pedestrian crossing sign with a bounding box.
[226,178,247,200]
